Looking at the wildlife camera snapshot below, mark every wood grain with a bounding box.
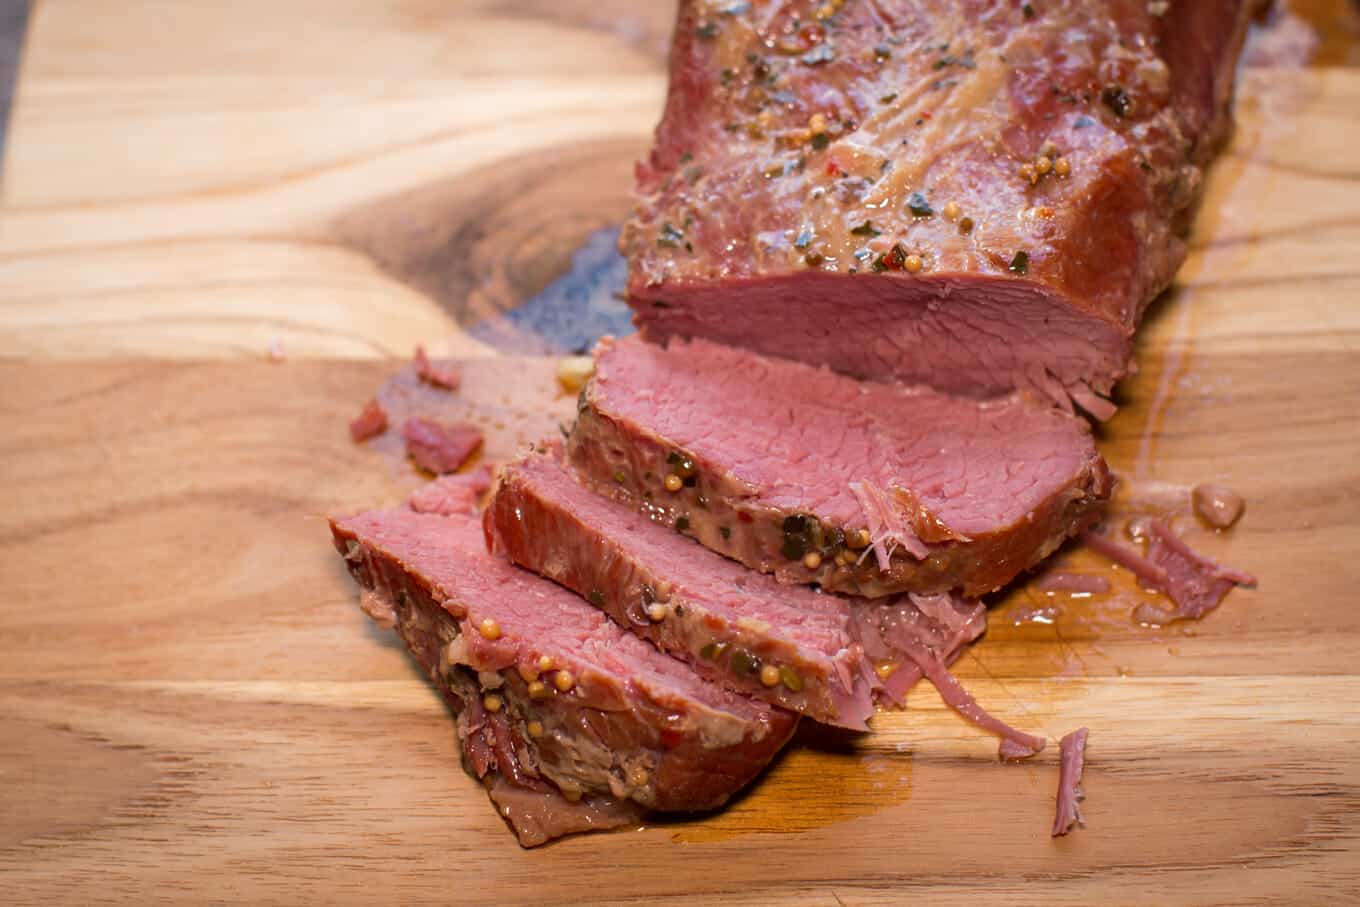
[1,2,1359,905]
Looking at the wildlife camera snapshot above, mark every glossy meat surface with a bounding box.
[624,0,1260,403]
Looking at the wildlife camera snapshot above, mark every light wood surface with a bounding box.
[2,2,1360,904]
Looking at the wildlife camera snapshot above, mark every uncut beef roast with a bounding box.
[623,0,1262,409]
[486,452,987,729]
[331,510,796,846]
[567,334,1111,598]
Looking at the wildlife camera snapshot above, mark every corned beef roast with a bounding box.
[486,452,987,729]
[622,0,1262,409]
[567,334,1111,597]
[331,510,796,846]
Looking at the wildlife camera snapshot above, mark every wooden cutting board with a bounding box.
[2,2,1359,904]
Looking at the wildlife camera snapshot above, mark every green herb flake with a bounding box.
[1022,3,1035,18]
[700,641,729,662]
[720,527,732,540]
[810,131,830,151]
[613,469,627,484]
[588,589,605,606]
[695,22,720,40]
[849,220,881,237]
[675,515,691,532]
[657,222,685,249]
[794,228,814,249]
[907,191,934,217]
[1009,250,1030,275]
[729,649,761,676]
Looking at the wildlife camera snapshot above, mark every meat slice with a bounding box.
[486,453,986,729]
[330,510,796,846]
[567,335,1111,598]
[624,1,1262,406]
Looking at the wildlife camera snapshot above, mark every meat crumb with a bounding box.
[409,466,496,516]
[403,418,484,474]
[1051,727,1089,837]
[414,345,462,391]
[1191,483,1244,530]
[348,398,388,442]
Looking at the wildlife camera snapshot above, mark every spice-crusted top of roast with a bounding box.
[624,0,1231,321]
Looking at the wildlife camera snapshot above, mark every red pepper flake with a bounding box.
[413,345,461,391]
[737,510,755,523]
[348,398,388,443]
[920,111,933,120]
[402,417,483,474]
[826,160,843,177]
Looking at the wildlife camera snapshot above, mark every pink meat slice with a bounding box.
[569,334,1110,597]
[331,509,796,837]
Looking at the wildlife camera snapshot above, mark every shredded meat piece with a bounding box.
[1052,727,1090,837]
[1084,519,1255,622]
[896,642,1047,761]
[414,345,462,391]
[348,398,388,442]
[849,480,928,569]
[402,418,484,474]
[409,466,495,516]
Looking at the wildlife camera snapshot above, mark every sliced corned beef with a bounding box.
[331,510,796,846]
[567,335,1111,597]
[485,453,986,729]
[624,0,1262,408]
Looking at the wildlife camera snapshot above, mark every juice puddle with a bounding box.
[662,724,912,843]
